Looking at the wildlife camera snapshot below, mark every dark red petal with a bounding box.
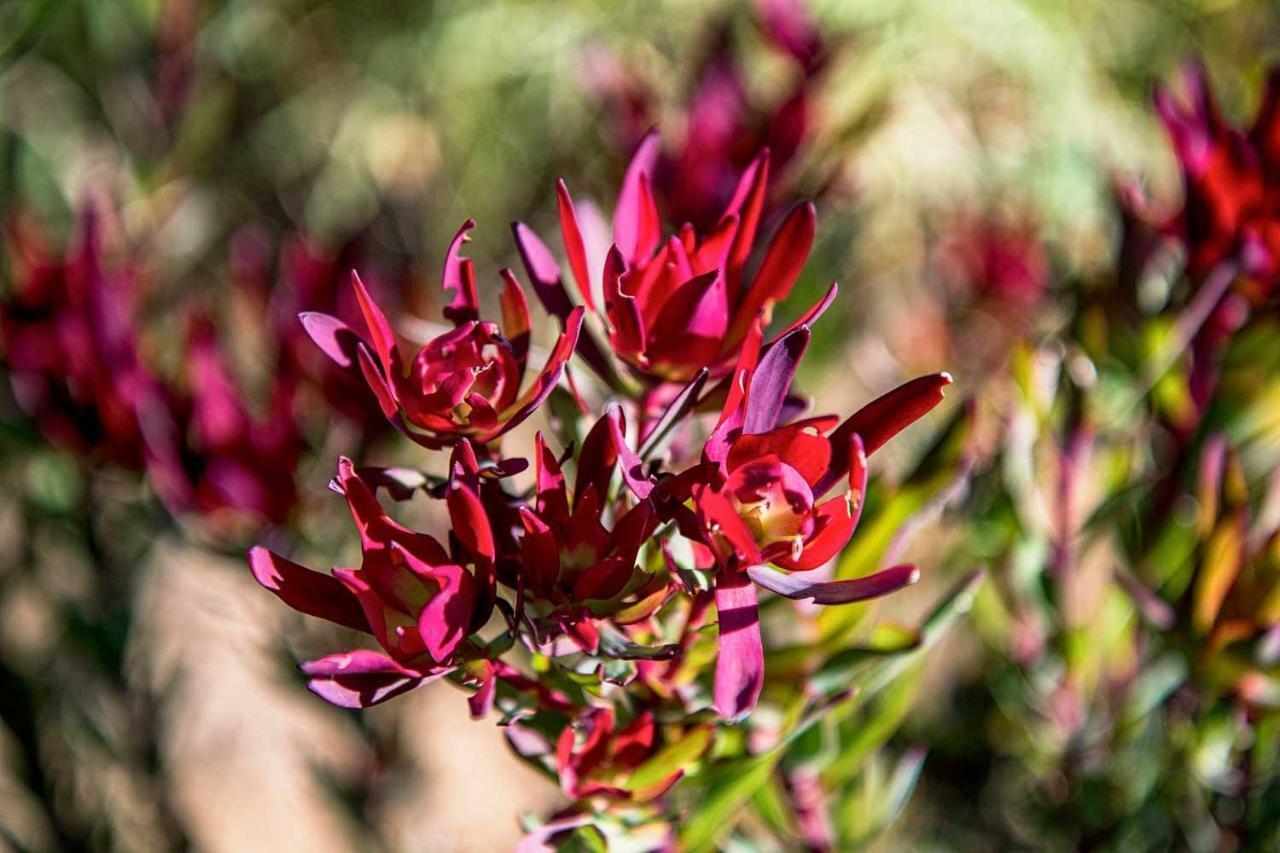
[816,372,953,495]
[498,268,532,381]
[485,307,585,442]
[725,201,816,348]
[446,480,495,563]
[248,546,371,634]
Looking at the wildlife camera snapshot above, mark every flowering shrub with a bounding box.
[248,136,973,847]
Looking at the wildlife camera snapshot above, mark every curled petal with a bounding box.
[442,220,480,324]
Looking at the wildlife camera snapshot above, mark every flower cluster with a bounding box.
[249,133,953,841]
[0,211,406,528]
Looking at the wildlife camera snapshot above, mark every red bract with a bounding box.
[515,133,833,386]
[555,707,694,802]
[1155,61,1280,288]
[678,322,949,718]
[248,453,499,707]
[305,221,584,448]
[513,413,669,652]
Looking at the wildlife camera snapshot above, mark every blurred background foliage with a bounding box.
[2,0,1280,850]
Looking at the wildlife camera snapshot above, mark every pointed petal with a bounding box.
[816,373,953,495]
[299,311,361,369]
[557,180,597,312]
[248,547,371,634]
[614,130,662,261]
[301,650,440,708]
[351,271,398,379]
[498,268,532,381]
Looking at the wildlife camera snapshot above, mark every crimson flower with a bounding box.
[515,132,832,386]
[676,321,951,718]
[512,412,670,652]
[248,450,500,707]
[304,221,583,448]
[1155,61,1280,287]
[1,212,158,467]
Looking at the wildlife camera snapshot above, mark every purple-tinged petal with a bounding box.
[713,569,764,720]
[512,221,573,320]
[742,325,809,435]
[747,563,919,605]
[298,311,360,369]
[248,546,372,634]
[606,405,654,499]
[300,650,442,708]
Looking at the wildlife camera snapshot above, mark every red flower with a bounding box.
[305,221,583,448]
[512,411,670,652]
[677,322,950,718]
[555,707,698,802]
[248,452,497,707]
[515,134,833,386]
[1155,61,1280,287]
[1,212,158,467]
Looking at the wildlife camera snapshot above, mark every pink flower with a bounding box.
[1154,60,1280,287]
[515,134,833,386]
[675,322,950,718]
[304,221,583,448]
[248,452,498,707]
